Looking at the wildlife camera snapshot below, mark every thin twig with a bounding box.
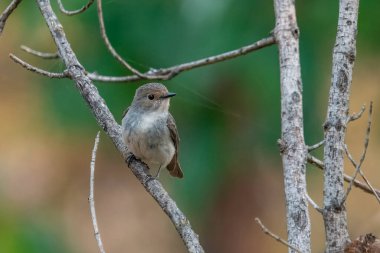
[307,140,324,152]
[342,102,373,204]
[9,53,68,78]
[0,0,22,34]
[89,36,276,83]
[254,218,302,253]
[96,0,167,79]
[347,104,366,123]
[307,154,380,198]
[21,45,60,59]
[358,171,380,205]
[306,193,323,214]
[89,132,106,253]
[57,0,94,16]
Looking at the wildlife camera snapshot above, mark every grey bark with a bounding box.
[273,0,311,252]
[35,0,204,252]
[323,0,360,252]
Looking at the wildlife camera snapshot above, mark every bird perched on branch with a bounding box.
[122,83,183,178]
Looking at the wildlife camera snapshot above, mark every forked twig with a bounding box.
[254,218,302,253]
[89,132,106,253]
[342,102,373,204]
[57,0,95,16]
[9,53,68,78]
[21,45,59,59]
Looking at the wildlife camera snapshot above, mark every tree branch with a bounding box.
[88,36,275,82]
[323,0,359,251]
[307,154,380,200]
[342,102,373,204]
[35,1,204,252]
[0,0,22,34]
[9,53,68,78]
[89,132,106,253]
[20,45,60,59]
[254,218,302,253]
[57,0,94,16]
[273,0,311,252]
[307,140,324,152]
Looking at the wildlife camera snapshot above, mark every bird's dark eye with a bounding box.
[148,94,155,100]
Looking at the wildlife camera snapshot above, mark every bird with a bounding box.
[122,83,183,178]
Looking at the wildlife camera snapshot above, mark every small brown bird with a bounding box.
[122,83,183,178]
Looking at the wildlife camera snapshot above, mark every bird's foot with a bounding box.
[126,153,136,167]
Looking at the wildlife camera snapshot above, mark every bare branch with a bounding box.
[342,102,373,204]
[89,132,106,253]
[21,45,59,59]
[306,193,323,214]
[307,154,380,198]
[254,218,302,253]
[57,0,94,16]
[0,0,22,34]
[9,53,68,78]
[357,171,380,205]
[347,104,366,123]
[36,1,204,252]
[307,140,324,152]
[89,36,275,83]
[273,0,310,251]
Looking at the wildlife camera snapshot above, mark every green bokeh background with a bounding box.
[1,0,379,252]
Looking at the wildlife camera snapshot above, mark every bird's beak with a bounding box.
[160,92,176,99]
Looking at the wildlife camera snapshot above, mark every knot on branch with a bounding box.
[323,118,346,132]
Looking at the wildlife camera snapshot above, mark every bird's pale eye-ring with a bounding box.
[148,94,155,100]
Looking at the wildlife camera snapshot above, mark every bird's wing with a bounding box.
[166,113,184,178]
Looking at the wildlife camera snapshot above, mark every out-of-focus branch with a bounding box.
[0,0,22,34]
[307,154,380,198]
[323,0,360,251]
[273,0,311,252]
[89,132,106,253]
[254,218,302,253]
[342,102,373,204]
[21,45,59,59]
[9,53,68,78]
[347,105,365,123]
[57,0,94,16]
[307,140,324,152]
[35,1,204,252]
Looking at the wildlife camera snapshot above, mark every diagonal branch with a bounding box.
[57,0,94,16]
[36,1,204,252]
[254,218,302,253]
[0,0,22,34]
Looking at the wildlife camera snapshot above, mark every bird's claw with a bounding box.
[126,153,136,167]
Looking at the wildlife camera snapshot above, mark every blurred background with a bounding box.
[0,0,379,252]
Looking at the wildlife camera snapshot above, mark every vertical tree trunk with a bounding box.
[323,0,359,252]
[273,1,311,252]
